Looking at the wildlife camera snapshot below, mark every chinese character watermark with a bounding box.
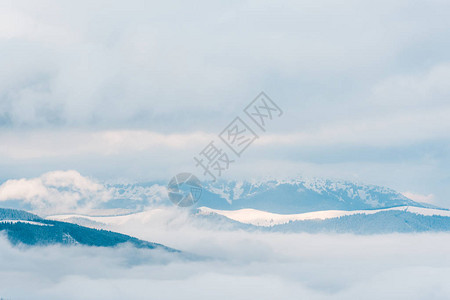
[194,141,235,181]
[219,117,258,157]
[168,91,283,207]
[194,91,283,182]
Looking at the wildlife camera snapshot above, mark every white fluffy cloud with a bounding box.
[0,170,111,214]
[0,170,172,214]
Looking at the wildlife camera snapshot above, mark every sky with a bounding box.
[1,0,450,207]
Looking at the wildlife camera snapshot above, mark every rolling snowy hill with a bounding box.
[5,177,450,234]
[48,205,450,235]
[0,208,178,251]
[197,206,450,226]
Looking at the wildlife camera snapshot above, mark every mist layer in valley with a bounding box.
[1,222,450,300]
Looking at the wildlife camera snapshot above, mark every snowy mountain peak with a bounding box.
[197,178,435,214]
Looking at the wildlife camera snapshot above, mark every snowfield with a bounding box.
[197,206,450,226]
[48,206,450,228]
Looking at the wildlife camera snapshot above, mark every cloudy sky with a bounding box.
[1,0,450,206]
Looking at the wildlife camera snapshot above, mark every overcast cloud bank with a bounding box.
[1,0,450,205]
[1,231,450,300]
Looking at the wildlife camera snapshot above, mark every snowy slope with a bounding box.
[0,208,179,251]
[47,206,450,234]
[198,206,450,226]
[3,177,438,216]
[43,178,450,234]
[49,208,169,228]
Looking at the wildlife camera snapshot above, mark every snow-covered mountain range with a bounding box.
[194,178,439,214]
[97,177,442,215]
[1,174,441,215]
[3,176,450,235]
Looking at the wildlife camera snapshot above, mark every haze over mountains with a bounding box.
[42,177,450,235]
[2,177,449,298]
[1,172,450,237]
[104,177,447,215]
[0,171,434,213]
[0,207,178,252]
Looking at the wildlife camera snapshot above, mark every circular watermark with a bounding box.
[167,173,202,207]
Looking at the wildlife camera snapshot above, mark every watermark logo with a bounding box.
[219,117,258,157]
[167,173,202,207]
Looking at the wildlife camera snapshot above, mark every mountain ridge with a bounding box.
[195,178,438,214]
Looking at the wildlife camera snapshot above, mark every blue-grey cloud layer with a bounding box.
[1,0,450,205]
